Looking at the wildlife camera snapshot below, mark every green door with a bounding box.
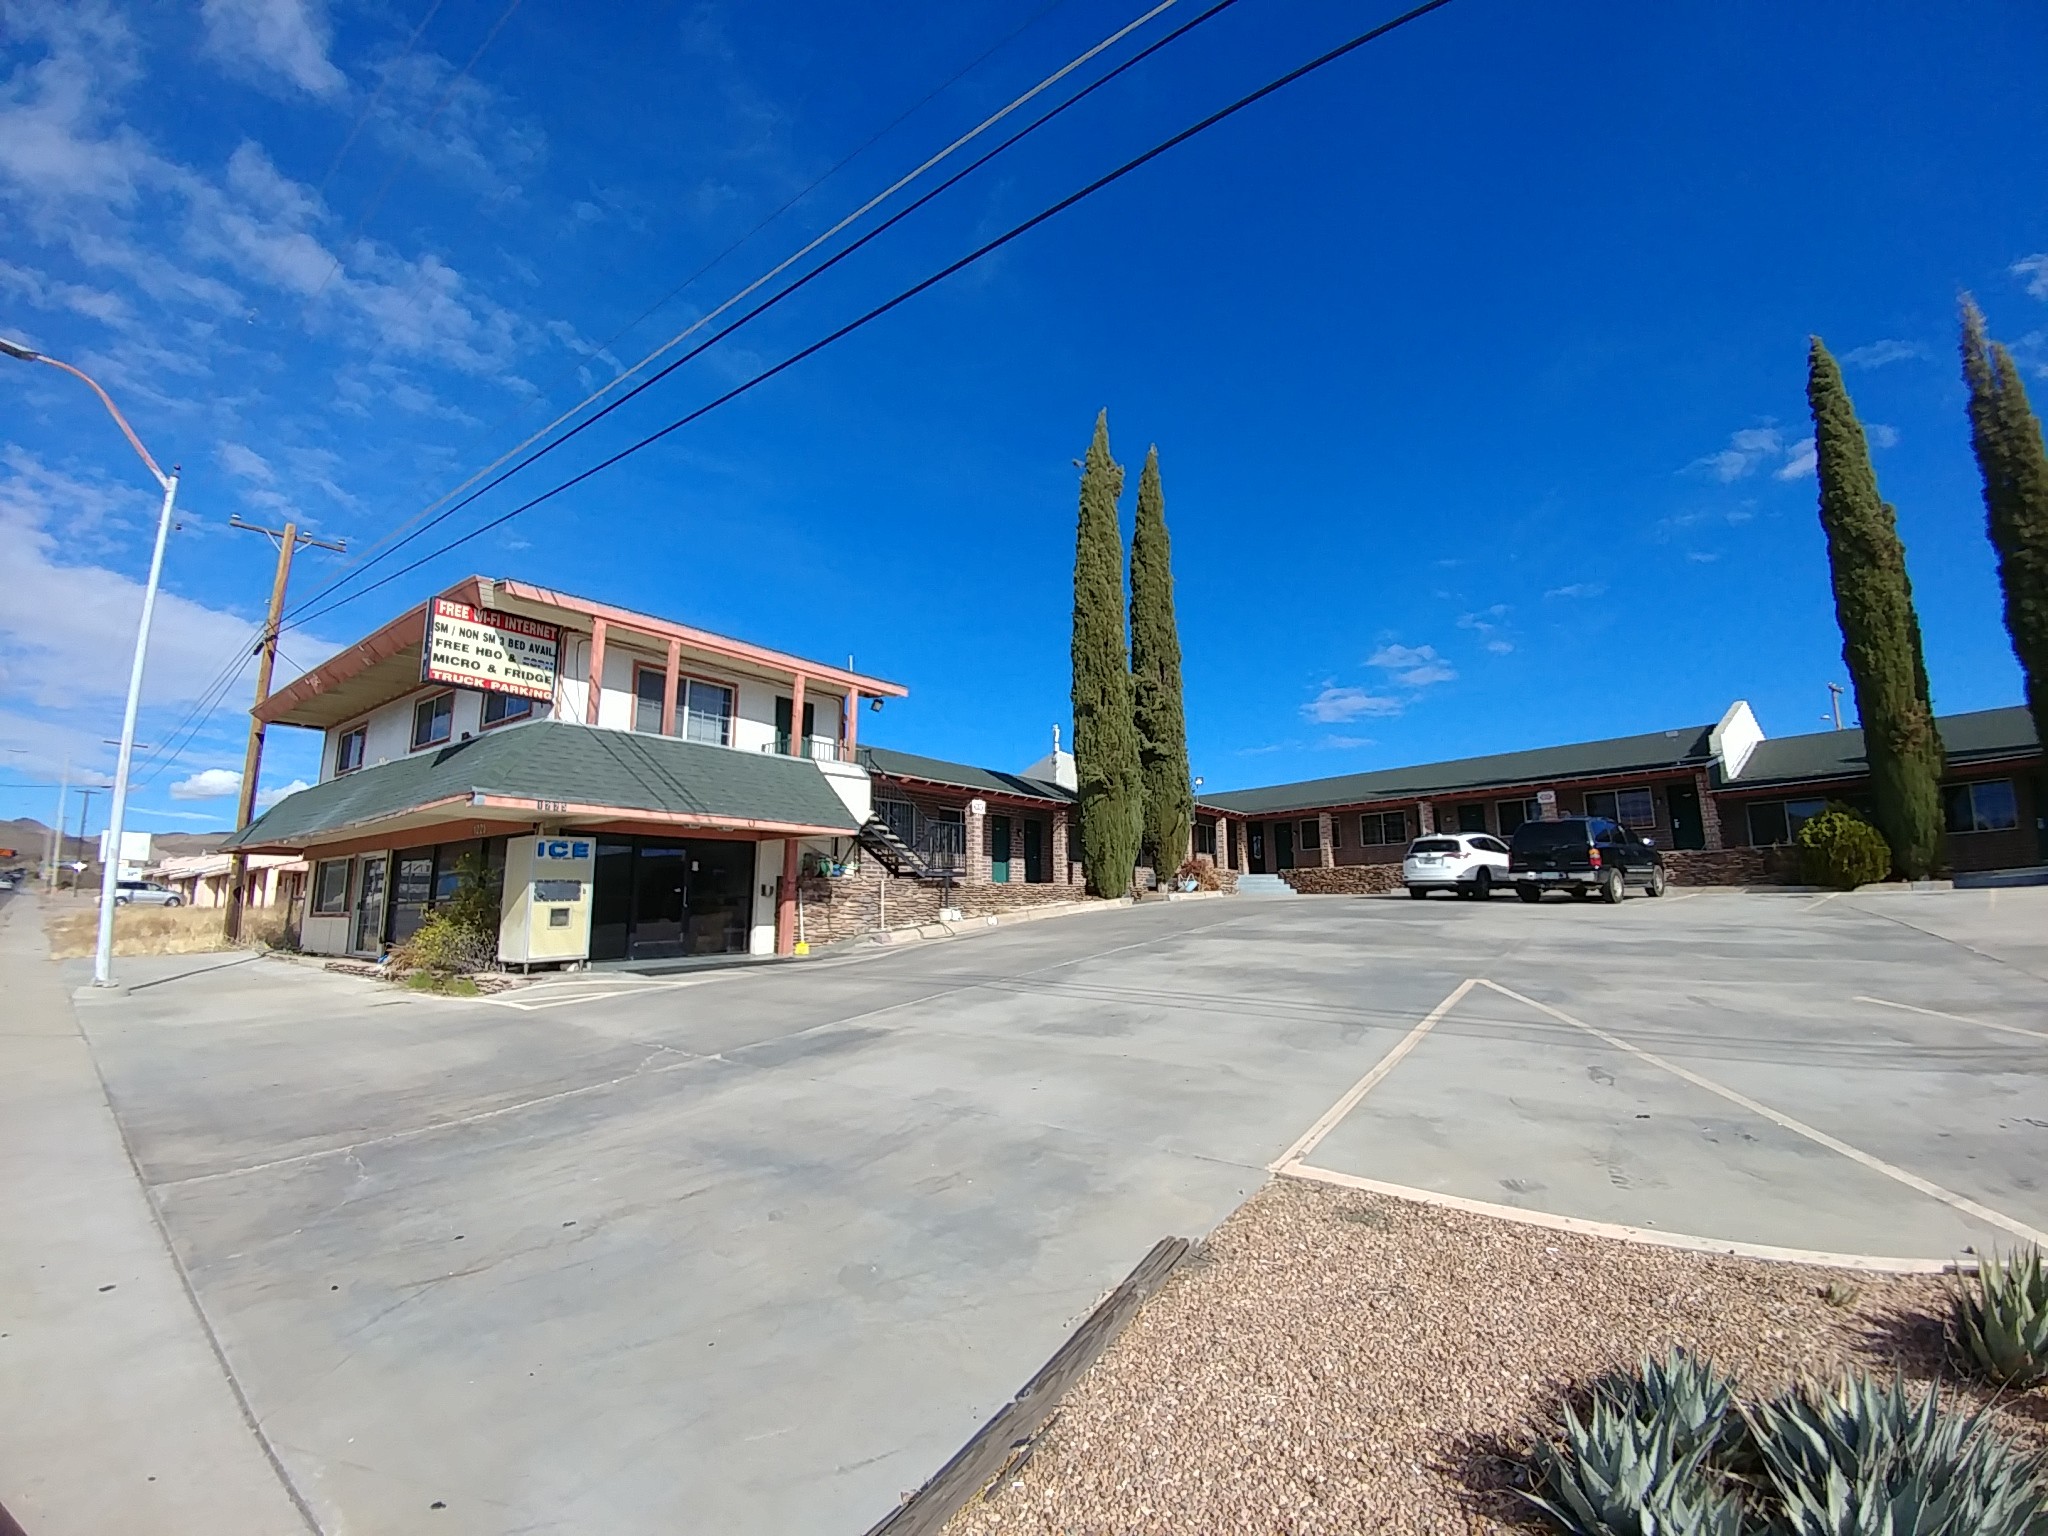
[989,815,1012,883]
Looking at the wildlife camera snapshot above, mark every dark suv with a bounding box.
[1508,816,1666,904]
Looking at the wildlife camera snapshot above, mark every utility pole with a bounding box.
[1826,682,1845,731]
[47,760,69,894]
[224,515,345,941]
[73,787,98,894]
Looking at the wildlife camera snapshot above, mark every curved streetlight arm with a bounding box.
[2,341,170,488]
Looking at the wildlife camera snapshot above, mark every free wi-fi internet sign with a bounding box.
[423,599,560,700]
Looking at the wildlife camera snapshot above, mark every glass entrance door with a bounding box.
[586,836,755,960]
[352,853,388,953]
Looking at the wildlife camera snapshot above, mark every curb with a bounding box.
[860,895,1138,948]
[863,1237,1190,1535]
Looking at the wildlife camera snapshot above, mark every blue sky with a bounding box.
[3,0,2045,836]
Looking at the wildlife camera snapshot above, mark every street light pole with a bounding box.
[3,335,178,989]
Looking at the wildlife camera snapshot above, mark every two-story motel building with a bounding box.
[227,578,1090,964]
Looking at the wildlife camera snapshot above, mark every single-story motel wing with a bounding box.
[225,575,2045,966]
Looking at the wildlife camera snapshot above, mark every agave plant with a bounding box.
[1954,1248,2048,1390]
[1744,1373,2048,1536]
[1522,1354,1746,1536]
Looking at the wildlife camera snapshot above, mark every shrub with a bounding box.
[1175,856,1222,893]
[1796,804,1893,889]
[1953,1248,2048,1389]
[1522,1351,1744,1536]
[391,853,499,976]
[1744,1373,2048,1536]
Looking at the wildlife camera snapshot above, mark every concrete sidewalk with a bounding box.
[0,890,309,1535]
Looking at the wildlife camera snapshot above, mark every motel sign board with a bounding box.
[423,599,560,699]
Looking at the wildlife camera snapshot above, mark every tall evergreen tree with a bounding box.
[1806,337,1946,878]
[1129,446,1194,876]
[1961,297,2048,748]
[1070,411,1143,896]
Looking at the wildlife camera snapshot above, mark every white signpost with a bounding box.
[423,599,560,699]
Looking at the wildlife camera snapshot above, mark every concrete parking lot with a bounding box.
[9,882,2048,1535]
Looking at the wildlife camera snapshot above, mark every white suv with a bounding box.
[1402,833,1510,900]
[114,879,183,907]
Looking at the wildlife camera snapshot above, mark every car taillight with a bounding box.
[1587,848,1602,868]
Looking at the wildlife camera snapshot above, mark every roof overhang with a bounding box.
[255,579,486,729]
[871,768,1072,806]
[1197,759,1713,818]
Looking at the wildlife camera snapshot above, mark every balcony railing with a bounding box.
[765,735,845,762]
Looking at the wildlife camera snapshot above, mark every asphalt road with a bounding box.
[28,883,2048,1535]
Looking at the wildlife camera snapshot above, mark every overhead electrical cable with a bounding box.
[314,0,449,199]
[286,0,1458,634]
[288,0,1189,620]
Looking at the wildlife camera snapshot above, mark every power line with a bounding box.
[289,0,1457,636]
[280,0,1236,630]
[286,0,1193,623]
[314,0,449,199]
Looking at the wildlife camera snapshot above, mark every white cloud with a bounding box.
[1301,686,1402,723]
[1319,735,1373,750]
[1841,339,1922,369]
[218,441,277,484]
[171,766,242,799]
[1689,426,1792,483]
[1544,582,1607,600]
[258,777,308,809]
[200,0,347,98]
[1687,551,1720,564]
[1367,643,1457,688]
[2016,255,2048,301]
[1866,424,1900,449]
[1484,639,1514,653]
[1773,436,1817,481]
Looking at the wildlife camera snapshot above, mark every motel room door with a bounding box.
[1667,785,1706,850]
[1274,820,1295,870]
[989,815,1012,882]
[1247,823,1267,874]
[1021,819,1045,883]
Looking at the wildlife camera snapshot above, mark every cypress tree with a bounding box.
[1070,411,1143,896]
[1961,297,2048,747]
[1130,445,1193,877]
[1806,337,1946,878]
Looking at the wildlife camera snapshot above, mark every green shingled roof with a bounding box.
[1728,706,2038,788]
[1201,724,1718,816]
[856,745,1074,803]
[227,719,862,849]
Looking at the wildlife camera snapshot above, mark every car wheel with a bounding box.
[114,896,129,906]
[1645,865,1667,898]
[1516,883,1542,904]
[1600,868,1625,904]
[1408,885,1428,899]
[165,896,183,907]
[1471,867,1492,900]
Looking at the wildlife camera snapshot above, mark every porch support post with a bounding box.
[585,619,608,726]
[661,635,681,736]
[1317,812,1334,868]
[788,673,807,755]
[845,690,860,752]
[776,838,799,954]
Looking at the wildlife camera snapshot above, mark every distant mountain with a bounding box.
[0,818,232,867]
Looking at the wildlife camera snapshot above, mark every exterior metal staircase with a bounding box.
[858,817,946,880]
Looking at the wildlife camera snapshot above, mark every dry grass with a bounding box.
[44,902,231,958]
[945,1178,2048,1536]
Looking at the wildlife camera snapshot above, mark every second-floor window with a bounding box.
[335,725,367,774]
[683,679,734,746]
[412,692,454,750]
[483,692,533,728]
[633,666,666,733]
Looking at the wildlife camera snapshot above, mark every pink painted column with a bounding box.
[776,839,799,954]
[788,673,807,756]
[845,690,860,752]
[585,618,608,726]
[661,636,681,736]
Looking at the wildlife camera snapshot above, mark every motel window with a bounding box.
[682,679,734,746]
[633,666,666,733]
[1299,818,1320,851]
[311,858,351,916]
[1359,810,1406,845]
[1584,787,1657,828]
[1945,780,2019,834]
[1327,817,1343,849]
[1455,803,1488,834]
[334,725,367,775]
[1193,823,1217,856]
[482,692,533,728]
[411,691,454,750]
[1745,797,1828,847]
[1497,798,1541,835]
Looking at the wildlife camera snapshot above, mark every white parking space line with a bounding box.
[1479,979,2048,1249]
[1855,993,2048,1043]
[1269,977,1477,1171]
[1277,1163,1966,1274]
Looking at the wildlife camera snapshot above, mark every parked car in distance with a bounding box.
[113,879,183,907]
[1402,832,1511,899]
[1508,816,1665,904]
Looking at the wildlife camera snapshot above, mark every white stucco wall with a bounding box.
[750,840,781,956]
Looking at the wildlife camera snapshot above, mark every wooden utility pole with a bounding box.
[225,515,345,940]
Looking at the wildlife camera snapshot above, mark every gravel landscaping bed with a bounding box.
[944,1178,2048,1535]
